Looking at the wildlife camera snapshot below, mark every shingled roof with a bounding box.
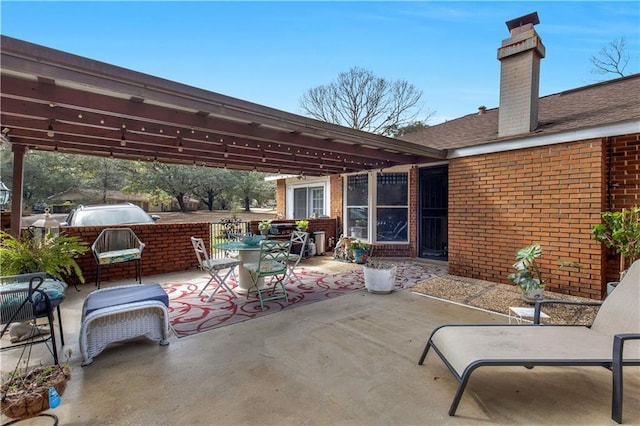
[399,74,640,152]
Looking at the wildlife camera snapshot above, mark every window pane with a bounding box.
[346,175,368,205]
[376,208,408,242]
[377,173,408,206]
[347,207,368,239]
[346,175,369,239]
[293,187,308,218]
[310,187,324,216]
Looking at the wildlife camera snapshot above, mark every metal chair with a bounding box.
[0,273,65,365]
[92,228,145,289]
[287,231,309,284]
[190,237,240,302]
[244,240,291,309]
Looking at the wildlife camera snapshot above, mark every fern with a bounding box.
[0,230,89,283]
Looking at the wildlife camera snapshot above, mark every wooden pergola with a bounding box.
[0,35,445,233]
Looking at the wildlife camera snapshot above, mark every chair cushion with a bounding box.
[96,248,142,265]
[245,261,287,275]
[0,279,67,316]
[203,258,241,270]
[84,283,168,316]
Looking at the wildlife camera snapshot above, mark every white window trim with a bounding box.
[285,177,330,220]
[343,170,410,245]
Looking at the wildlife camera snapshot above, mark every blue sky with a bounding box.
[2,1,638,124]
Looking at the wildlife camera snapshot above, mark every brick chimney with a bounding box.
[497,12,545,138]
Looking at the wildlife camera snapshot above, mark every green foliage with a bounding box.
[592,206,640,272]
[295,219,309,230]
[350,241,371,251]
[0,230,89,283]
[258,220,272,231]
[507,243,582,292]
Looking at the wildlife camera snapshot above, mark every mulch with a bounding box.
[411,274,601,325]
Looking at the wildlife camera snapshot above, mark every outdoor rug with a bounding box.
[162,260,447,337]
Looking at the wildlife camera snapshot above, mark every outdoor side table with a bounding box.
[508,306,550,324]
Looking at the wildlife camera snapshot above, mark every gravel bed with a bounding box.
[412,274,600,325]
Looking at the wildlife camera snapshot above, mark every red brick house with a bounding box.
[275,16,640,299]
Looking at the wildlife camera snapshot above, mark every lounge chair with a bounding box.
[418,259,640,423]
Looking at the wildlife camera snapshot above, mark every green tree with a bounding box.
[300,67,432,136]
[128,162,201,212]
[391,121,430,137]
[234,171,275,211]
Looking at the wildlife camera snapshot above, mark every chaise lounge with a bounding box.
[418,259,640,423]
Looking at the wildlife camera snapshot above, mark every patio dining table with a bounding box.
[213,241,264,294]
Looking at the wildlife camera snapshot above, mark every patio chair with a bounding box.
[244,240,291,309]
[191,237,240,302]
[0,273,66,365]
[286,231,309,284]
[417,259,640,423]
[92,228,145,289]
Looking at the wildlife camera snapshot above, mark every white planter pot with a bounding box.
[364,265,397,294]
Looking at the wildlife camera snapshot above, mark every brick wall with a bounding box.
[247,218,337,252]
[63,222,210,287]
[603,133,640,282]
[448,139,605,299]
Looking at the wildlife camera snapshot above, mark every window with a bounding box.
[346,175,369,239]
[376,173,408,242]
[289,180,328,219]
[344,171,409,243]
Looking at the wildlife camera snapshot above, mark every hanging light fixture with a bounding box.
[120,128,126,146]
[177,137,184,153]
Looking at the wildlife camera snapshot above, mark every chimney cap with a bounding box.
[505,12,539,31]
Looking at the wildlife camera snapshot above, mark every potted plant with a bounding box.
[0,230,89,284]
[258,220,272,236]
[295,220,309,232]
[507,243,581,303]
[363,258,397,294]
[350,241,371,264]
[1,349,72,420]
[592,206,640,294]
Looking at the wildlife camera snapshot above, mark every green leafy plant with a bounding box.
[350,241,371,251]
[258,220,272,231]
[295,219,309,230]
[0,230,89,283]
[592,206,640,277]
[507,243,581,293]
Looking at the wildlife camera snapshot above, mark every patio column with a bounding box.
[9,144,26,237]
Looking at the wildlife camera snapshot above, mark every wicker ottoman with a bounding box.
[80,283,170,366]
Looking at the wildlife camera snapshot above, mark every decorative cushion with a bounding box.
[0,279,67,317]
[84,283,168,317]
[96,248,142,265]
[245,261,287,275]
[203,258,241,270]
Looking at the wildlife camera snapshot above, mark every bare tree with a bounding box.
[590,37,630,78]
[300,67,431,136]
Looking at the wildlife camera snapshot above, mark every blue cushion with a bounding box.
[0,279,67,315]
[84,283,168,316]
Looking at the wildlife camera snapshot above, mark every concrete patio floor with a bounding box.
[2,259,639,425]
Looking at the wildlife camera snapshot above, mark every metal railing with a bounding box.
[209,219,249,259]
